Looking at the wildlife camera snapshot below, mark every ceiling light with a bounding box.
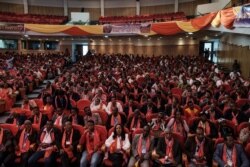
[188,32,193,35]
[24,34,29,38]
[104,35,108,38]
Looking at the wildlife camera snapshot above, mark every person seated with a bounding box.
[153,128,182,167]
[54,89,70,110]
[185,127,213,167]
[205,103,223,122]
[90,98,107,113]
[213,133,249,167]
[21,97,37,111]
[123,99,138,117]
[141,99,158,116]
[6,112,26,126]
[29,107,48,130]
[59,121,80,167]
[106,107,126,130]
[167,110,189,138]
[67,107,84,126]
[43,96,54,120]
[52,107,67,127]
[149,112,167,137]
[106,97,123,115]
[184,101,200,121]
[128,125,154,167]
[79,120,103,167]
[0,82,13,111]
[217,118,235,138]
[15,120,38,167]
[0,127,15,167]
[190,111,218,139]
[28,120,61,167]
[126,109,147,132]
[83,106,102,126]
[238,124,250,146]
[104,124,131,167]
[224,102,248,125]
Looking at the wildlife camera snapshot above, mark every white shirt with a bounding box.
[105,132,130,151]
[42,130,53,144]
[106,101,123,115]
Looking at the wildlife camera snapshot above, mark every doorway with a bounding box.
[199,41,214,62]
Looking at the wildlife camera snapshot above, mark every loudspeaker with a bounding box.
[81,8,85,12]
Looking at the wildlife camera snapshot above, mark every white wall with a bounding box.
[196,0,231,15]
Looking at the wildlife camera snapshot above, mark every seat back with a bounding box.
[73,124,85,135]
[0,123,18,136]
[92,110,108,125]
[95,125,107,144]
[76,99,91,111]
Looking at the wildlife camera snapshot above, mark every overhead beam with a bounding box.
[64,0,68,16]
[23,0,28,14]
[100,0,104,16]
[174,0,179,12]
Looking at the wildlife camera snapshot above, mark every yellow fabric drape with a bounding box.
[25,24,71,34]
[176,21,199,32]
[77,25,103,34]
[211,11,221,28]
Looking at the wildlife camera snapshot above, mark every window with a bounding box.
[28,40,40,50]
[0,39,18,49]
[44,41,58,50]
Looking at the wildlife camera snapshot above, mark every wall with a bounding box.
[0,2,24,14]
[29,6,64,16]
[218,34,250,78]
[89,44,198,56]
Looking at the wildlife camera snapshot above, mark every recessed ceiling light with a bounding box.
[144,35,148,37]
[188,32,193,35]
[24,34,29,38]
[104,35,108,38]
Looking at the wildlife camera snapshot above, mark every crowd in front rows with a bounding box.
[0,54,250,167]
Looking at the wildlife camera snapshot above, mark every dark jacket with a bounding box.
[60,129,80,155]
[131,134,154,160]
[38,127,62,149]
[29,114,48,129]
[106,113,127,130]
[190,119,218,139]
[15,128,38,151]
[185,136,214,166]
[0,128,15,152]
[213,143,249,167]
[156,137,182,165]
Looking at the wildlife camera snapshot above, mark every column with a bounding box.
[174,0,179,12]
[23,0,28,14]
[100,0,104,17]
[136,0,140,15]
[64,0,68,16]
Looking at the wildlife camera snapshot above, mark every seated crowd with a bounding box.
[0,53,249,167]
[0,52,69,113]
